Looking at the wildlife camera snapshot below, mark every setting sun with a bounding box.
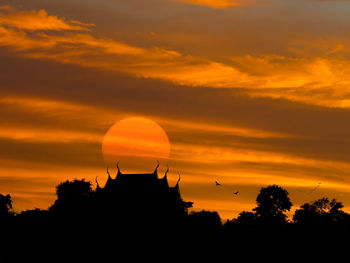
[102,117,170,170]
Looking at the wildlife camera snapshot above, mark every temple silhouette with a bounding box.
[93,162,192,225]
[96,161,181,199]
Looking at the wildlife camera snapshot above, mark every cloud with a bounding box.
[3,6,350,108]
[173,0,245,8]
[0,6,248,84]
[0,6,91,31]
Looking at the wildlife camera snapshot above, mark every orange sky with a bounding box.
[1,0,350,219]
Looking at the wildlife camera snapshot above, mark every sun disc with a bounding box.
[102,117,170,170]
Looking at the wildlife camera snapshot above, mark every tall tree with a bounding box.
[253,185,292,224]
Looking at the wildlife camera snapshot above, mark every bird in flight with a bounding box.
[215,181,221,186]
[233,191,239,195]
[309,182,322,194]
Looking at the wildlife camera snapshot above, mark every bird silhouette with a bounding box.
[233,191,239,195]
[215,181,221,186]
[308,182,322,194]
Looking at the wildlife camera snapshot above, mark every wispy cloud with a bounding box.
[173,0,245,8]
[2,6,350,108]
[0,6,91,31]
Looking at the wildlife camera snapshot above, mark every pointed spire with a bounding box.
[95,176,100,189]
[160,165,169,181]
[107,167,111,179]
[164,165,169,178]
[116,161,121,176]
[176,172,181,188]
[154,160,160,173]
[152,160,160,179]
[169,172,181,197]
[105,166,114,189]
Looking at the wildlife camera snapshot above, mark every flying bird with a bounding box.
[215,181,221,186]
[309,182,322,194]
[233,191,239,195]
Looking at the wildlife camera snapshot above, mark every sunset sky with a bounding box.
[2,0,350,219]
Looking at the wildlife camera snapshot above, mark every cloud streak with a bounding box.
[2,6,350,108]
[0,6,91,31]
[173,0,245,8]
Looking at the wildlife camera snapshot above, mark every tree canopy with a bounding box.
[253,184,292,224]
[55,179,93,201]
[293,197,347,226]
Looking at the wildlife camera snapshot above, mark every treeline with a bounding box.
[0,180,349,260]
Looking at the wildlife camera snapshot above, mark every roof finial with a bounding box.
[162,165,169,180]
[95,176,100,189]
[154,160,160,173]
[176,172,181,186]
[107,167,111,179]
[116,161,121,175]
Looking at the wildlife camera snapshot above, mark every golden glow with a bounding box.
[102,118,170,169]
[174,0,244,8]
[2,94,350,218]
[3,3,350,220]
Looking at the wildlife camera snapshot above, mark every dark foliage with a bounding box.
[224,211,257,234]
[186,210,222,235]
[49,179,94,220]
[292,197,350,235]
[253,184,292,225]
[293,197,344,224]
[1,182,349,261]
[0,193,13,219]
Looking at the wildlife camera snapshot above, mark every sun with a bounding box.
[102,117,170,170]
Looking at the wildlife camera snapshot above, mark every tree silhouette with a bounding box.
[55,179,93,201]
[49,179,94,218]
[186,210,222,235]
[2,176,350,258]
[223,211,256,237]
[18,208,49,219]
[293,197,347,226]
[253,185,292,225]
[236,211,256,226]
[0,194,13,219]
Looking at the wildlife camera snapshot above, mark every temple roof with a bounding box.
[96,162,181,199]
